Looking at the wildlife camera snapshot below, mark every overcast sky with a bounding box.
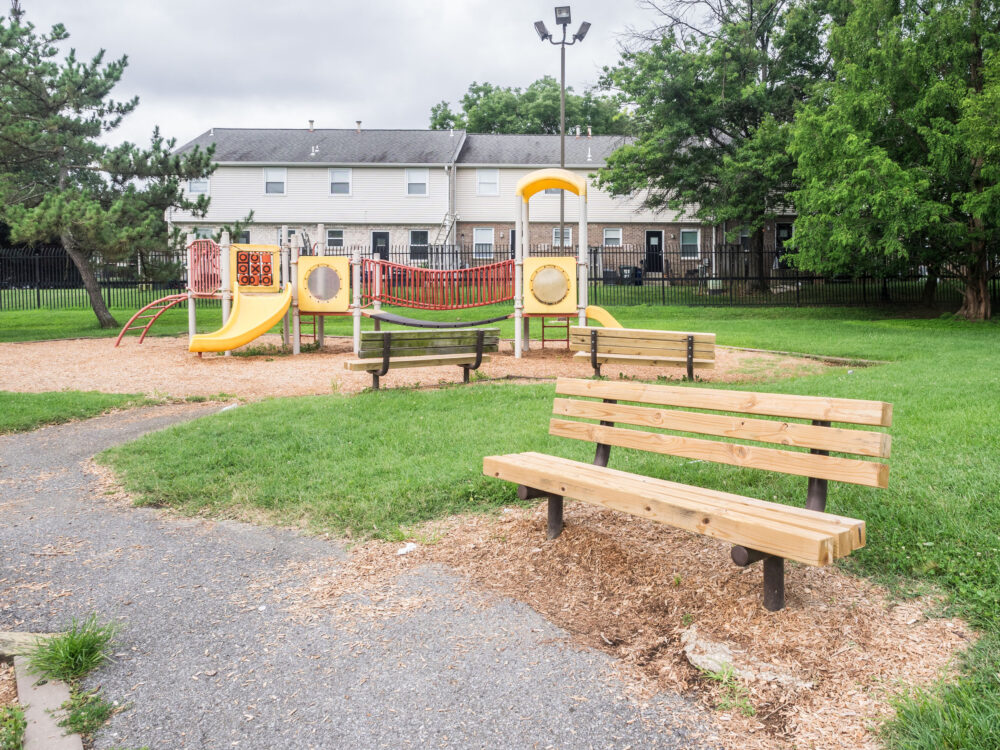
[21,1,660,148]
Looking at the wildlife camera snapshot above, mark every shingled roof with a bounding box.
[176,128,629,167]
[457,133,627,167]
[175,128,468,165]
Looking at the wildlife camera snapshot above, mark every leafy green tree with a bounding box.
[596,0,840,291]
[429,76,628,135]
[0,8,214,328]
[789,0,999,319]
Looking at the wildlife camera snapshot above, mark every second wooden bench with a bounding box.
[345,327,499,389]
[569,326,716,380]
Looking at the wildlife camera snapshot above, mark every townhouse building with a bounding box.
[171,126,792,279]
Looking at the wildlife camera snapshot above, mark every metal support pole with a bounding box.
[280,226,290,348]
[686,335,695,381]
[763,556,785,611]
[516,485,564,540]
[807,420,831,511]
[316,224,325,347]
[186,233,196,343]
[578,192,588,325]
[351,244,362,355]
[559,29,566,255]
[291,233,301,355]
[514,198,526,358]
[220,231,232,357]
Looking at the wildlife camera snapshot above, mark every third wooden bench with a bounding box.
[483,377,892,610]
[570,326,716,380]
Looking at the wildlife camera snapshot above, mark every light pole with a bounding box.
[535,7,590,254]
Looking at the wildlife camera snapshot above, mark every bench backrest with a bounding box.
[551,377,891,488]
[358,328,500,359]
[569,327,716,360]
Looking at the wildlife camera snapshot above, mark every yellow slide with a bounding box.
[585,305,622,328]
[189,285,292,353]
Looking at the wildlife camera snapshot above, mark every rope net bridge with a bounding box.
[360,258,514,310]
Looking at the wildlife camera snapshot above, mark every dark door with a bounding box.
[645,231,663,273]
[775,223,793,269]
[372,232,390,261]
[508,229,516,259]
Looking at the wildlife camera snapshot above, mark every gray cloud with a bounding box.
[20,0,657,146]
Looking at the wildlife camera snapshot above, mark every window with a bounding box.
[473,228,494,259]
[237,230,250,244]
[193,227,213,239]
[476,169,499,196]
[603,228,622,247]
[188,177,209,195]
[329,168,351,195]
[552,227,573,248]
[410,230,429,260]
[264,167,286,195]
[406,168,428,196]
[327,229,344,249]
[680,229,700,259]
[544,188,562,195]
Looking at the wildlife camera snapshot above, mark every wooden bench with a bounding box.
[345,328,499,390]
[483,377,892,611]
[569,326,716,380]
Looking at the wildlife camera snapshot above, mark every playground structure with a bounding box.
[116,168,617,354]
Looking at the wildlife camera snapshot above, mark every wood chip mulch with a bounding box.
[0,661,16,709]
[0,334,826,399]
[286,502,970,750]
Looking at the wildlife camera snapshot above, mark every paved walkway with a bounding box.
[0,405,715,749]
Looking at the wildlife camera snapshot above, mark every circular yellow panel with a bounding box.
[530,265,570,305]
[306,264,341,302]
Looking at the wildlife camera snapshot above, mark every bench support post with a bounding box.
[461,329,486,385]
[763,556,785,611]
[686,335,694,381]
[371,332,393,390]
[590,328,601,377]
[807,420,831,511]
[593,399,617,467]
[518,484,564,539]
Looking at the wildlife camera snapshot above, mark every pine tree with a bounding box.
[0,8,213,327]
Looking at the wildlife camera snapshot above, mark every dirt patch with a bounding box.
[0,661,16,709]
[287,503,969,750]
[0,335,826,400]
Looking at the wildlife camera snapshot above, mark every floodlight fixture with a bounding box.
[574,21,590,41]
[554,6,571,25]
[534,20,551,41]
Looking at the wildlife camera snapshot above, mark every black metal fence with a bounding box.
[3,243,995,311]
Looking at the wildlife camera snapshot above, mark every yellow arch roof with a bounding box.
[515,168,588,202]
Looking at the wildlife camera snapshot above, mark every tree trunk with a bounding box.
[921,268,939,307]
[62,231,118,328]
[745,228,769,293]
[956,244,991,321]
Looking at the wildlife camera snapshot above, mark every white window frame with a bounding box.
[409,229,430,260]
[552,227,573,248]
[603,228,622,247]
[680,228,701,260]
[188,177,209,195]
[193,227,214,239]
[405,168,429,196]
[472,227,495,259]
[329,168,352,196]
[326,229,344,249]
[476,169,499,196]
[263,167,286,195]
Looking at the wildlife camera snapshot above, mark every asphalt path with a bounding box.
[0,404,716,749]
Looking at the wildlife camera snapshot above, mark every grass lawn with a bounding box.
[0,391,152,434]
[0,304,226,343]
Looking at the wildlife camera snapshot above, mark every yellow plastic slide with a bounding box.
[189,285,292,353]
[585,305,622,328]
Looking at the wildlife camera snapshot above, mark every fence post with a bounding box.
[34,252,41,309]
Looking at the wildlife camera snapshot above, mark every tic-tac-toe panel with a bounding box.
[230,245,279,293]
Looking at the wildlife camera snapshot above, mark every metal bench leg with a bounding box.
[463,365,470,383]
[763,556,785,611]
[686,335,694,381]
[518,485,564,540]
[372,372,379,390]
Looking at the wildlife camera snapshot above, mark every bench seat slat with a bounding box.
[555,377,893,427]
[549,418,890,488]
[484,453,848,565]
[345,354,492,371]
[360,327,499,342]
[570,326,716,343]
[507,452,864,555]
[569,336,717,358]
[359,343,499,358]
[571,351,716,369]
[553,398,891,458]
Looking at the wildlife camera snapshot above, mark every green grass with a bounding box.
[0,303,227,343]
[99,306,1000,746]
[0,391,153,434]
[56,687,115,737]
[0,705,26,750]
[26,615,118,683]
